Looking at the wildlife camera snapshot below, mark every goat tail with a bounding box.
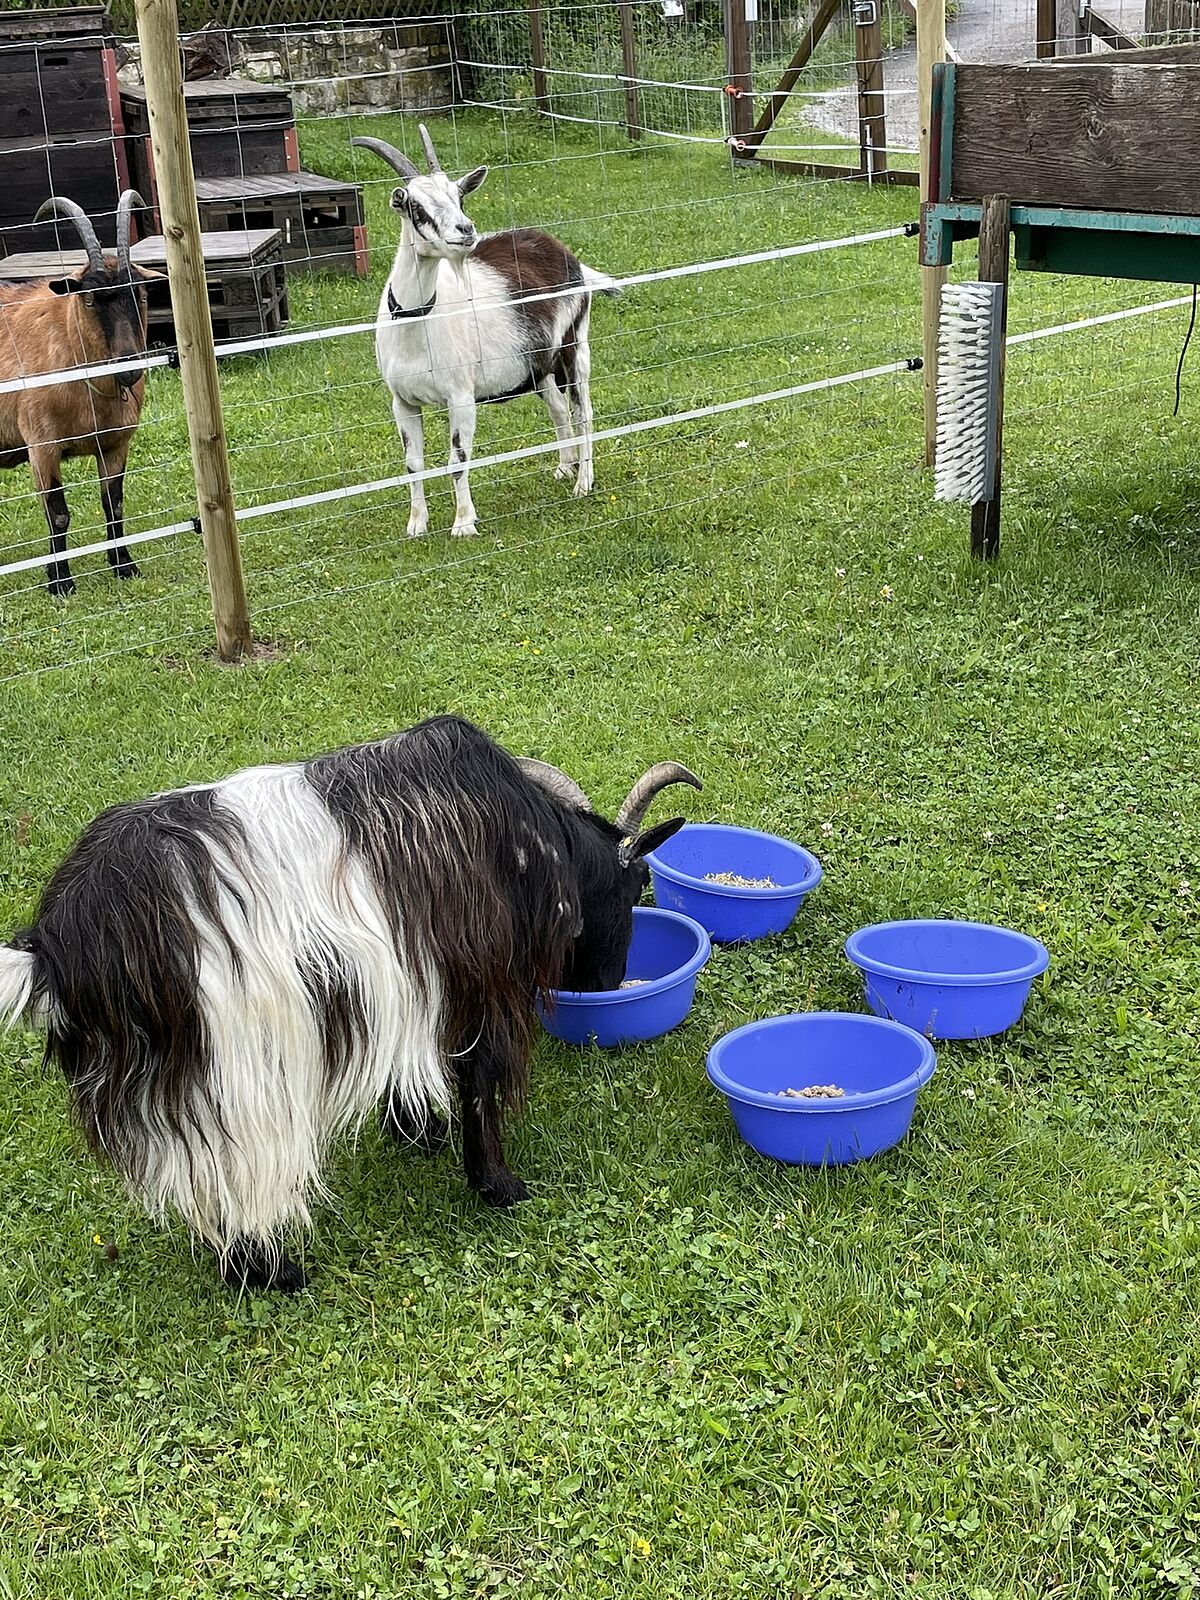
[0,945,44,1029]
[580,264,622,298]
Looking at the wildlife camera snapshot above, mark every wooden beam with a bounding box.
[970,194,1010,561]
[743,154,920,183]
[134,0,252,664]
[917,0,947,467]
[1083,5,1139,47]
[854,0,888,177]
[619,1,640,138]
[744,0,842,147]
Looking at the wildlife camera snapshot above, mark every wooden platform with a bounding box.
[0,228,289,347]
[193,172,367,277]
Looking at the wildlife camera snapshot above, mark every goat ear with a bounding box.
[627,816,686,861]
[390,185,410,213]
[133,264,167,282]
[46,277,85,297]
[458,165,488,197]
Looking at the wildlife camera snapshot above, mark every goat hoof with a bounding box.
[451,519,479,538]
[478,1170,531,1208]
[554,462,576,481]
[47,577,76,599]
[381,1100,449,1155]
[115,562,140,581]
[406,523,428,539]
[219,1241,307,1293]
[573,474,594,498]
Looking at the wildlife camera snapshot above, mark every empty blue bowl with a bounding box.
[707,1012,936,1166]
[541,906,711,1048]
[844,919,1050,1040]
[645,823,823,943]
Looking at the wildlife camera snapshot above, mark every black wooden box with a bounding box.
[0,132,123,254]
[120,78,298,194]
[193,172,367,277]
[0,6,122,142]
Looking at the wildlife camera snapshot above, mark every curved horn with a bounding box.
[351,135,421,181]
[34,196,103,273]
[517,757,592,812]
[418,122,442,173]
[615,762,703,836]
[115,190,147,279]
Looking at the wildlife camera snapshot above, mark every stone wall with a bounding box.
[117,22,456,118]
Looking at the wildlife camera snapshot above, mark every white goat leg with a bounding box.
[538,375,578,480]
[393,397,428,538]
[448,395,478,536]
[570,316,596,498]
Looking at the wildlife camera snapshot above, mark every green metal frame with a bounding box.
[921,59,1200,287]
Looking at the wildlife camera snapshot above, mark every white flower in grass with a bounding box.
[820,821,834,836]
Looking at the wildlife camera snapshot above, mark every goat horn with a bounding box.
[417,122,442,173]
[517,757,592,812]
[615,762,703,836]
[351,135,421,181]
[115,190,147,279]
[34,196,104,273]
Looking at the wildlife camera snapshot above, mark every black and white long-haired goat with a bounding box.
[353,124,616,537]
[0,717,699,1292]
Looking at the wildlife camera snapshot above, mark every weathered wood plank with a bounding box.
[950,63,1200,214]
[1043,38,1200,62]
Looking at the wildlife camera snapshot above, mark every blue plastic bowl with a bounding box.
[844,919,1050,1040]
[541,906,711,1048]
[707,1012,936,1166]
[645,823,823,944]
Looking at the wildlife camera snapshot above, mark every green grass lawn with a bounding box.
[2,113,1200,1598]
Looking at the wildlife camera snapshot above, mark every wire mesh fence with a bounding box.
[0,0,1197,684]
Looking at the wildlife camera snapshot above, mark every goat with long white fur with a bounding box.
[354,124,616,537]
[0,715,699,1293]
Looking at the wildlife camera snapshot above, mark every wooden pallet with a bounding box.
[0,132,124,253]
[0,228,290,347]
[121,78,298,196]
[193,172,367,277]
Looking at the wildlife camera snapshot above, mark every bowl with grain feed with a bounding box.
[706,1012,936,1165]
[644,822,823,943]
[540,906,711,1048]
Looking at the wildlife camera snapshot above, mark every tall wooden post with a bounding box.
[917,0,947,466]
[853,0,888,178]
[134,0,251,663]
[970,195,1010,561]
[529,0,548,113]
[724,0,754,145]
[618,1,641,139]
[1036,0,1058,55]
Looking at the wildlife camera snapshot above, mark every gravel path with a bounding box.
[796,0,1147,154]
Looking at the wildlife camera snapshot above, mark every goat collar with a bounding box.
[387,284,437,321]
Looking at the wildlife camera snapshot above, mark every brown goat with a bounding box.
[0,192,157,597]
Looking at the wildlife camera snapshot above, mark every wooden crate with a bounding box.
[0,6,124,144]
[120,78,298,197]
[0,132,124,254]
[193,172,367,277]
[132,228,289,345]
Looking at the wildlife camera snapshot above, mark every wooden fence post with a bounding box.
[529,0,548,113]
[852,0,888,178]
[134,0,252,663]
[917,0,947,467]
[1036,0,1058,54]
[724,0,754,146]
[970,194,1010,561]
[618,1,641,139]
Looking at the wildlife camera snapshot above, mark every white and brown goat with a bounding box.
[0,192,157,597]
[354,125,616,538]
